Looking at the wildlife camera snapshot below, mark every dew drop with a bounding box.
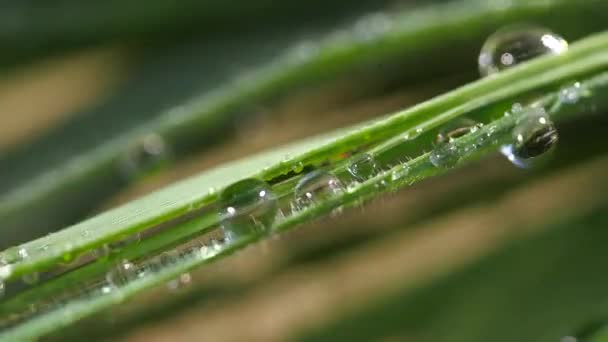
[167,273,192,291]
[293,170,345,211]
[120,133,170,179]
[559,82,589,105]
[106,260,137,288]
[478,26,568,77]
[347,153,381,182]
[501,108,558,168]
[18,248,29,260]
[390,163,411,182]
[218,178,278,242]
[430,142,460,169]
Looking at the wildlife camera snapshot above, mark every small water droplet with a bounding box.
[218,178,278,242]
[18,248,29,260]
[559,82,589,105]
[120,133,170,179]
[501,108,558,168]
[167,273,192,291]
[106,260,137,288]
[430,142,460,169]
[293,170,345,211]
[390,163,411,182]
[478,26,568,77]
[347,153,381,182]
[101,285,113,294]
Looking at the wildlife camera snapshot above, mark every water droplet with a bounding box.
[167,273,192,291]
[120,133,170,179]
[106,260,137,288]
[347,153,381,182]
[430,142,460,169]
[293,170,345,211]
[436,118,481,144]
[22,272,39,285]
[390,163,411,182]
[218,178,278,242]
[501,108,558,168]
[18,248,29,260]
[478,26,568,77]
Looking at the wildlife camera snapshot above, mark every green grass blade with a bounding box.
[3,0,607,248]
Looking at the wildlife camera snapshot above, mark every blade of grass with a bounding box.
[3,0,608,247]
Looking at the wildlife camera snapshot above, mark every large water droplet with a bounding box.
[120,134,170,179]
[501,108,558,168]
[347,153,381,182]
[218,178,278,242]
[478,26,568,77]
[293,170,345,211]
[106,260,137,288]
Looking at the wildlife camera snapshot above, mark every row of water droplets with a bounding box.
[217,24,592,245]
[0,229,226,330]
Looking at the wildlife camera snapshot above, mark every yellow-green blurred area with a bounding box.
[1,1,608,341]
